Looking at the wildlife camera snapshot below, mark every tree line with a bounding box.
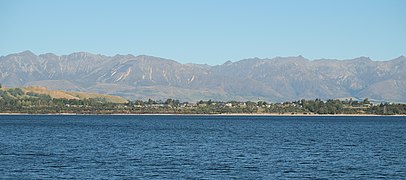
[0,87,405,115]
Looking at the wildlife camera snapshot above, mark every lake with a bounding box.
[0,115,405,179]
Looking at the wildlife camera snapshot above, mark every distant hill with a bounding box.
[21,86,128,103]
[1,51,405,102]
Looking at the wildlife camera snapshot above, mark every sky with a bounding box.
[0,0,405,65]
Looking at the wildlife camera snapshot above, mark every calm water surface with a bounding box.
[0,115,405,179]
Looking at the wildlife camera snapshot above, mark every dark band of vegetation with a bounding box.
[1,88,405,115]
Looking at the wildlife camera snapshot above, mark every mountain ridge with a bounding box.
[1,51,405,102]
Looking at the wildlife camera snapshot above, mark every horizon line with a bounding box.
[2,50,405,65]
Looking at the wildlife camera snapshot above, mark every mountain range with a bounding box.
[1,51,405,102]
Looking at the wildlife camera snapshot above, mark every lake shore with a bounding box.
[0,112,404,116]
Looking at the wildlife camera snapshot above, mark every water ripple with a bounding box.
[0,115,405,179]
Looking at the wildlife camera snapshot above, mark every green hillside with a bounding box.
[1,86,128,103]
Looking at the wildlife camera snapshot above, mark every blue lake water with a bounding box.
[0,115,405,179]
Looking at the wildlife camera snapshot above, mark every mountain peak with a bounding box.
[112,54,136,59]
[389,55,406,63]
[223,60,233,65]
[5,50,38,59]
[357,56,372,61]
[19,50,36,57]
[39,53,58,58]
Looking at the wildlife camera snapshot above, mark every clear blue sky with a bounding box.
[1,0,405,64]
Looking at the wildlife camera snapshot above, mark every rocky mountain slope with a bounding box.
[1,51,405,102]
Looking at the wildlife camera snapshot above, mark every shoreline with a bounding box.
[0,112,404,116]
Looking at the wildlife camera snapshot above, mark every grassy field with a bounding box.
[22,86,128,103]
